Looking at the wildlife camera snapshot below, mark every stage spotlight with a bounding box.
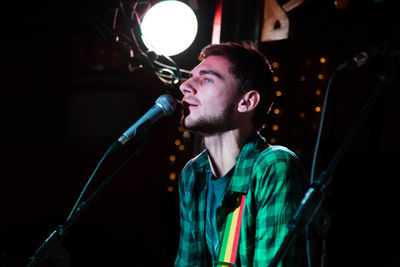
[140,0,198,56]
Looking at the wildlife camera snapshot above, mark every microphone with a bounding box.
[337,40,390,71]
[111,94,176,151]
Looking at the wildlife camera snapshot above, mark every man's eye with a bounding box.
[204,78,213,84]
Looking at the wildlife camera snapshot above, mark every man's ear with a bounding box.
[237,90,260,113]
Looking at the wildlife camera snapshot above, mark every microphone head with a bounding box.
[155,94,177,115]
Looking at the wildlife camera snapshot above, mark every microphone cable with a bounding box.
[64,144,115,223]
[306,67,340,267]
[310,69,339,184]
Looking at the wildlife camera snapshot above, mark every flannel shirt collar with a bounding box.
[190,133,265,194]
[229,134,263,193]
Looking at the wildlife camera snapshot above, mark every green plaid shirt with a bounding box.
[175,135,308,267]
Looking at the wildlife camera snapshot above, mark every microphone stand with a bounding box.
[26,139,145,267]
[268,53,399,267]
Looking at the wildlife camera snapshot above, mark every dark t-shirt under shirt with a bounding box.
[205,167,234,260]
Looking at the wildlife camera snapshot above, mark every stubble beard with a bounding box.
[181,101,236,136]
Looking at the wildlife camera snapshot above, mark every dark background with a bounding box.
[1,0,399,266]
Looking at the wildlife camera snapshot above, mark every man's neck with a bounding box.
[203,130,251,179]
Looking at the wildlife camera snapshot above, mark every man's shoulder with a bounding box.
[251,145,308,192]
[179,149,209,184]
[182,149,208,172]
[257,145,299,163]
[251,144,305,179]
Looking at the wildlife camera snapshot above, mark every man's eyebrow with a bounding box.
[198,69,224,80]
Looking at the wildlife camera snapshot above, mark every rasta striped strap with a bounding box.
[216,194,246,267]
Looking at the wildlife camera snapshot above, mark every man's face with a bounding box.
[179,55,241,135]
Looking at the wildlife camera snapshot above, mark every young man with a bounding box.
[175,42,308,266]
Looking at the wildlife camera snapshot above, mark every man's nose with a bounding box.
[179,79,197,95]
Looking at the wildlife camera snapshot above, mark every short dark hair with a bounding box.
[200,42,275,130]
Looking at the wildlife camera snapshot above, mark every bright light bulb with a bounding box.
[141,1,198,56]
